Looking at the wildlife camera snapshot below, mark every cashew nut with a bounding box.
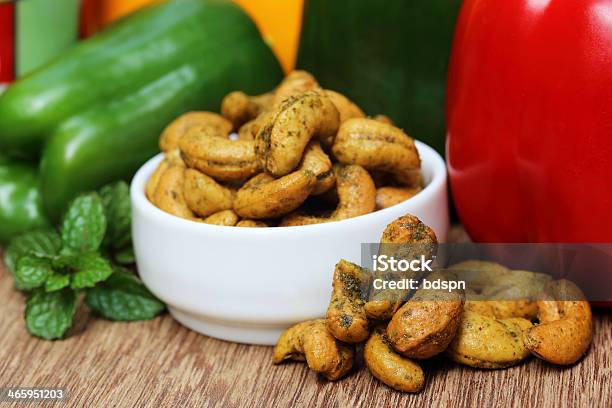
[446,310,533,369]
[364,326,425,393]
[375,186,421,210]
[150,165,194,220]
[179,126,260,182]
[160,111,233,152]
[300,140,335,195]
[233,171,317,219]
[325,90,365,123]
[332,118,421,186]
[203,209,239,226]
[235,220,268,228]
[272,70,322,106]
[523,279,593,365]
[221,91,274,128]
[447,260,513,292]
[326,260,371,343]
[364,215,438,321]
[183,168,234,217]
[256,91,340,177]
[373,114,394,125]
[146,159,169,202]
[386,271,464,359]
[237,111,273,141]
[273,319,354,381]
[279,164,375,226]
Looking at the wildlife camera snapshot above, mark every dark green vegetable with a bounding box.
[297,0,461,155]
[0,156,50,244]
[0,0,283,219]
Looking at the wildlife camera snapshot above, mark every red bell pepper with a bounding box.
[446,0,612,243]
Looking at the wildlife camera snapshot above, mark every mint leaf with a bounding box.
[14,256,53,291]
[68,252,113,290]
[25,289,77,340]
[99,181,131,249]
[45,274,70,292]
[4,229,61,273]
[85,268,165,321]
[60,193,107,254]
[114,247,135,265]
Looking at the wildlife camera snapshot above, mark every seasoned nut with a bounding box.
[326,260,371,343]
[273,319,354,381]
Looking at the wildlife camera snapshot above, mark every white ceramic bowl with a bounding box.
[131,141,448,345]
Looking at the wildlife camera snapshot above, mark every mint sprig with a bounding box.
[60,193,107,255]
[4,229,61,273]
[4,181,165,340]
[14,256,54,291]
[25,289,77,340]
[86,267,165,321]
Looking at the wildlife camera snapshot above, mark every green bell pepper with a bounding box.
[0,0,283,220]
[0,156,50,243]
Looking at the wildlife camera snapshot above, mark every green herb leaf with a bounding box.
[4,229,61,273]
[99,181,132,250]
[68,252,113,290]
[25,289,77,340]
[85,268,165,321]
[60,193,107,255]
[45,274,71,292]
[114,247,135,265]
[14,256,54,291]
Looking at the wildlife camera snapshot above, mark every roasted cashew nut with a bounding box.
[364,215,438,321]
[464,297,539,321]
[237,111,273,141]
[386,271,464,359]
[179,126,260,183]
[279,164,376,226]
[375,186,421,210]
[364,326,425,393]
[450,262,552,320]
[446,310,533,369]
[326,260,371,343]
[373,114,394,125]
[523,279,593,365]
[256,91,340,177]
[235,219,268,228]
[183,168,234,217]
[273,319,354,381]
[146,160,170,202]
[150,164,194,220]
[300,140,335,195]
[272,70,322,106]
[325,90,365,123]
[332,118,421,186]
[233,171,317,219]
[203,209,239,226]
[447,260,513,292]
[221,91,274,128]
[160,111,233,152]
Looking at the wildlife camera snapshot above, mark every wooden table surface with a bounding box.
[0,237,610,407]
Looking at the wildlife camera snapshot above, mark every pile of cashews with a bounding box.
[146,71,422,226]
[273,214,594,392]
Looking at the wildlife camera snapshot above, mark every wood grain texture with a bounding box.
[0,235,610,408]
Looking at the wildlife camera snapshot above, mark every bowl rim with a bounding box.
[130,140,447,236]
